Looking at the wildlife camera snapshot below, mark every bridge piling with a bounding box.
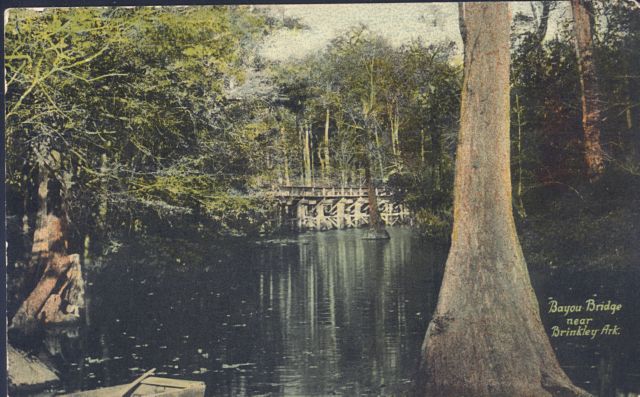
[274,185,409,232]
[336,199,345,229]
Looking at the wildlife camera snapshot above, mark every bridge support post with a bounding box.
[336,199,345,229]
[275,185,408,231]
[314,200,325,231]
[353,198,367,227]
[296,201,307,231]
[382,199,393,226]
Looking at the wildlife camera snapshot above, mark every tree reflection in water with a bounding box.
[49,227,638,396]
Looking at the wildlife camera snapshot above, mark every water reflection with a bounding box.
[52,227,639,396]
[223,228,443,396]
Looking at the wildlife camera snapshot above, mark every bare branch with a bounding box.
[537,1,552,42]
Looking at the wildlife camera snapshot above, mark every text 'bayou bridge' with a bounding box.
[272,185,410,231]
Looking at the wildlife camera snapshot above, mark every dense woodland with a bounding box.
[4,1,640,380]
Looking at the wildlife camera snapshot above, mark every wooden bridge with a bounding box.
[272,185,410,231]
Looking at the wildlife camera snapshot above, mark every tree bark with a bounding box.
[317,145,325,181]
[11,215,80,335]
[280,127,291,185]
[303,123,312,185]
[363,154,389,240]
[389,102,400,157]
[324,108,331,179]
[10,150,83,337]
[29,159,51,281]
[419,4,589,397]
[365,161,380,230]
[571,0,605,180]
[515,94,527,218]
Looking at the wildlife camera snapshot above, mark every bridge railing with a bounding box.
[274,185,393,198]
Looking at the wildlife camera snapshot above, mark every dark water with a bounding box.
[52,227,639,396]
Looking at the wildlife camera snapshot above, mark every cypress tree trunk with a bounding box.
[10,151,83,336]
[29,159,51,281]
[571,0,605,180]
[363,154,389,240]
[419,4,589,396]
[365,161,380,229]
[515,94,527,218]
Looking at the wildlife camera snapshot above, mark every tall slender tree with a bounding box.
[571,0,605,179]
[324,108,331,181]
[419,4,589,396]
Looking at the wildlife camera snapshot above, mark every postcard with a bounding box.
[4,2,639,396]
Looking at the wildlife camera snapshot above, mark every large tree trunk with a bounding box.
[515,93,527,218]
[11,215,81,336]
[10,152,83,337]
[419,4,589,397]
[29,158,51,280]
[571,0,605,180]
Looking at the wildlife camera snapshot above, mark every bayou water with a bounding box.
[50,227,639,396]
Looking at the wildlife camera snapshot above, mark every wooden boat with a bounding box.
[58,369,205,397]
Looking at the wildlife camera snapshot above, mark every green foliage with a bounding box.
[5,3,639,251]
[268,27,461,238]
[508,3,640,272]
[510,4,640,200]
[414,208,453,241]
[5,6,281,247]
